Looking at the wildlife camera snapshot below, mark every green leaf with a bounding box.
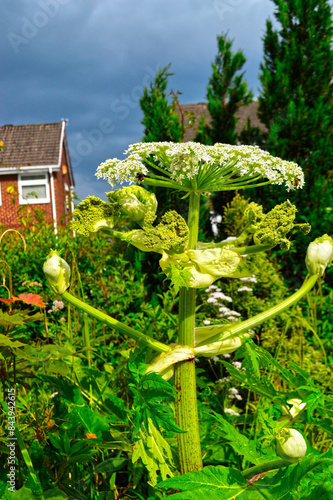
[132,418,176,486]
[213,413,277,466]
[0,310,43,327]
[159,465,247,499]
[300,483,333,500]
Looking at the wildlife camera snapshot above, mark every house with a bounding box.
[0,121,74,230]
[176,102,267,142]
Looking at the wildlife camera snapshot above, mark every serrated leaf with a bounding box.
[132,418,176,486]
[243,340,261,378]
[0,334,25,347]
[213,413,277,465]
[159,465,247,499]
[300,483,333,500]
[18,293,46,307]
[246,453,333,500]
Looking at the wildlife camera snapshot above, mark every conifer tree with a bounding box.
[257,0,333,273]
[195,32,253,145]
[140,64,182,142]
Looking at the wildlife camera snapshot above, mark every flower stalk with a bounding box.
[61,291,169,354]
[174,191,203,473]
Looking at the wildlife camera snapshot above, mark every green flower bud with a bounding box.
[305,234,333,276]
[160,245,251,288]
[276,428,307,463]
[43,250,70,295]
[107,186,157,226]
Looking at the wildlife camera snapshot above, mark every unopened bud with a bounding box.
[305,234,333,276]
[43,250,70,295]
[276,428,307,463]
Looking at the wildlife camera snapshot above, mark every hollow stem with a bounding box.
[174,191,203,473]
[201,274,319,346]
[62,291,169,353]
[241,458,292,479]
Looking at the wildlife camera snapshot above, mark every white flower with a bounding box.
[96,142,304,193]
[225,408,240,416]
[232,361,242,370]
[240,275,257,283]
[203,320,211,325]
[210,356,219,361]
[237,286,253,292]
[209,291,233,302]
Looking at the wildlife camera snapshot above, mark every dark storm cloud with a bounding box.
[2,0,279,200]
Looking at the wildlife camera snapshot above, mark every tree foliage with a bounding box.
[195,32,253,145]
[139,64,182,143]
[256,0,333,273]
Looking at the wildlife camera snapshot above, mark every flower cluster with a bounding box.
[48,300,64,313]
[96,142,305,193]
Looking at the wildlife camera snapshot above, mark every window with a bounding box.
[18,174,50,204]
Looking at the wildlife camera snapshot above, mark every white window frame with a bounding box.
[18,173,50,205]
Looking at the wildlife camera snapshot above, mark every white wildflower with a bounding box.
[211,356,219,361]
[96,142,304,192]
[225,408,240,416]
[240,275,257,283]
[237,286,253,292]
[209,291,232,302]
[203,319,211,325]
[232,361,243,370]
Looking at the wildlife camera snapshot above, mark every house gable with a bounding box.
[0,121,75,229]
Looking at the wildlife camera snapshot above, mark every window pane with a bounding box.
[21,174,46,181]
[22,185,47,199]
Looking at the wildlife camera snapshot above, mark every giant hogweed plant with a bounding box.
[44,142,333,495]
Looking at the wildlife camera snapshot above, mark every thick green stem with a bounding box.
[175,191,203,473]
[62,291,169,354]
[241,459,292,479]
[201,274,319,346]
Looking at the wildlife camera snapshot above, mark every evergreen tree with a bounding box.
[257,0,333,276]
[140,64,182,142]
[195,32,253,145]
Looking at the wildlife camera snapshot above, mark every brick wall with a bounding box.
[0,147,73,230]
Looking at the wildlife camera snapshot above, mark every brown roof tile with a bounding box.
[0,122,64,168]
[177,101,266,142]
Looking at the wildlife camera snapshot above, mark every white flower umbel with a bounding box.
[96,142,304,194]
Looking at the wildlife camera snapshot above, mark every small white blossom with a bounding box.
[203,319,211,325]
[96,142,304,192]
[240,275,257,283]
[237,286,253,292]
[225,408,240,416]
[232,361,243,370]
[223,353,231,358]
[211,356,219,362]
[209,291,232,302]
[229,388,242,400]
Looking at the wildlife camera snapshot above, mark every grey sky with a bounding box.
[2,0,280,200]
